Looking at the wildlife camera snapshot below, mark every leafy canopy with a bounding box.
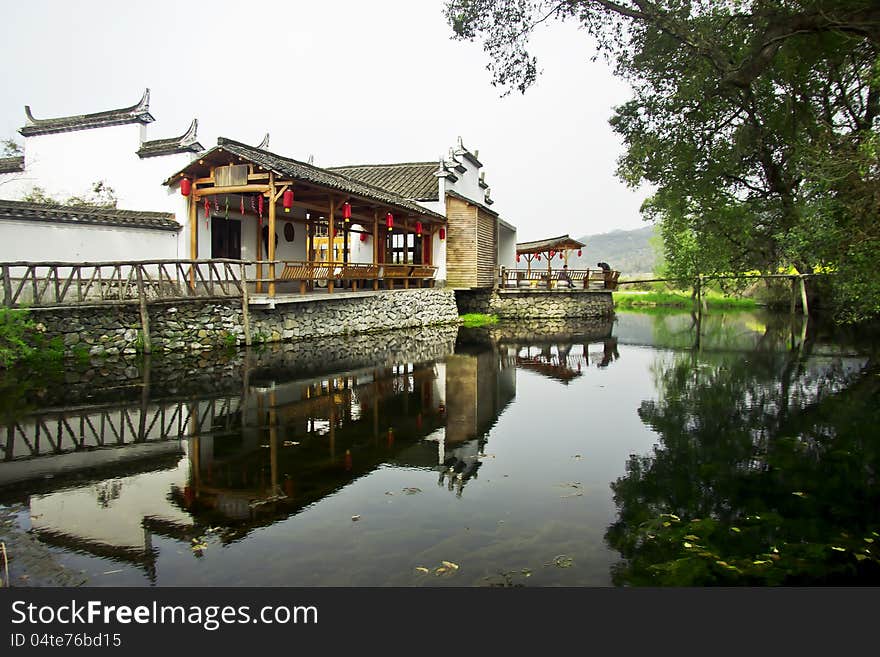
[445,1,880,321]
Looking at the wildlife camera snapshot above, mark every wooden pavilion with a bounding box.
[163,137,447,297]
[515,234,586,273]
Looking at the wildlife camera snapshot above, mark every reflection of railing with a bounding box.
[3,398,240,461]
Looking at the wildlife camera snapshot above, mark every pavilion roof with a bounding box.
[164,137,446,221]
[327,162,440,202]
[516,234,585,255]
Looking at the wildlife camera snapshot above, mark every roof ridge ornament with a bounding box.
[180,118,199,146]
[257,133,270,149]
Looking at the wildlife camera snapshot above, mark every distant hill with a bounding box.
[566,225,657,275]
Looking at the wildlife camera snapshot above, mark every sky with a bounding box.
[0,0,651,242]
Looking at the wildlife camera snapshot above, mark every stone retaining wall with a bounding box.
[30,288,460,358]
[456,289,614,319]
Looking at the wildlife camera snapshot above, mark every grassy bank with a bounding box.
[614,290,757,311]
[460,313,499,327]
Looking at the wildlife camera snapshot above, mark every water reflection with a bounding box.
[3,311,875,586]
[606,313,880,585]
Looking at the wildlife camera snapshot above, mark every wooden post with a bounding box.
[790,276,797,315]
[799,275,809,316]
[268,173,276,298]
[328,197,335,294]
[240,263,252,346]
[135,267,152,355]
[373,208,380,290]
[1,264,10,307]
[256,213,263,293]
[189,194,198,292]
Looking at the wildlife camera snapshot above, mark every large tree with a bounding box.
[445,1,880,321]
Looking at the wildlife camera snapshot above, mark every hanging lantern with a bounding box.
[578,249,582,257]
[559,252,564,260]
[516,254,521,263]
[536,254,541,261]
[415,221,423,236]
[180,178,192,197]
[282,189,294,212]
[360,232,368,242]
[386,212,394,231]
[439,227,446,240]
[342,202,351,222]
[549,250,555,258]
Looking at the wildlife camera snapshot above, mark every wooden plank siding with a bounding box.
[445,194,497,288]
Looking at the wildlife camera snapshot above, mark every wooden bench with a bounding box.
[408,265,436,288]
[381,264,413,289]
[338,263,380,290]
[280,263,333,293]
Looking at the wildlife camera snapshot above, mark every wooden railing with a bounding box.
[0,259,439,308]
[0,260,248,308]
[498,267,620,291]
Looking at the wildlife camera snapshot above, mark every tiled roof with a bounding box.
[326,162,440,201]
[516,235,586,254]
[0,199,180,231]
[137,118,203,158]
[0,156,24,174]
[165,138,446,220]
[20,89,155,137]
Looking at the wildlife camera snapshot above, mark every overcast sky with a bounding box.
[0,0,651,241]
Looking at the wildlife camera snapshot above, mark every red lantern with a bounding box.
[578,249,582,257]
[386,212,394,231]
[282,189,294,212]
[516,254,521,263]
[415,221,422,236]
[559,252,564,260]
[549,250,555,258]
[180,178,191,196]
[342,202,351,222]
[360,232,368,242]
[439,227,446,240]
[536,254,541,261]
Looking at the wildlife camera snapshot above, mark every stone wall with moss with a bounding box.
[455,289,614,318]
[29,288,460,358]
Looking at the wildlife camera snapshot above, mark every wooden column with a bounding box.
[188,192,197,291]
[268,173,276,298]
[256,216,263,294]
[328,197,335,293]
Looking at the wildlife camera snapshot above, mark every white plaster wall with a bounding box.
[445,157,483,204]
[20,124,191,214]
[0,219,179,263]
[498,222,517,269]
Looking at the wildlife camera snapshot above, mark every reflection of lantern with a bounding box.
[342,202,351,222]
[386,212,394,231]
[345,449,352,471]
[415,221,422,236]
[578,249,582,257]
[180,178,191,196]
[439,227,446,240]
[282,189,294,212]
[360,232,368,242]
[387,428,395,446]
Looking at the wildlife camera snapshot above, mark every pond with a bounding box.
[1,310,878,586]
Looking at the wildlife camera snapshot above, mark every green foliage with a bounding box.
[459,313,499,327]
[0,308,36,368]
[446,1,880,322]
[614,287,756,310]
[22,180,118,208]
[605,337,880,585]
[2,139,22,156]
[0,308,63,368]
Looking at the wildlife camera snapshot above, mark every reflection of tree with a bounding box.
[606,339,880,585]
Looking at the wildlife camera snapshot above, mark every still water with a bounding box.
[1,310,878,586]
